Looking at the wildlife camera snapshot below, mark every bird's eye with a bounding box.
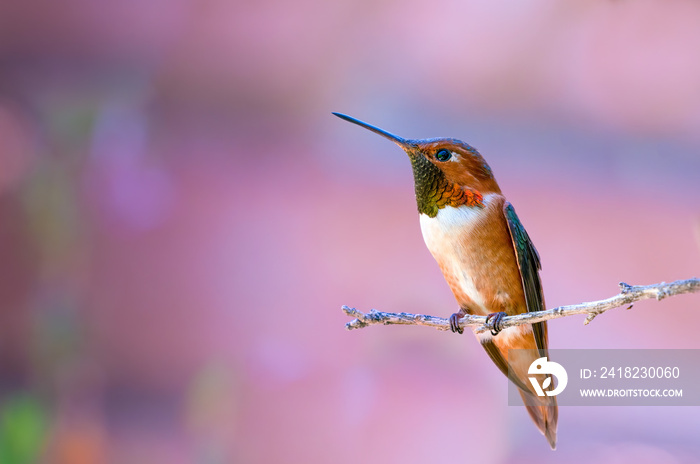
[435,149,452,162]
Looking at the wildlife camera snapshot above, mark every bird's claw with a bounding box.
[485,311,507,336]
[449,313,464,334]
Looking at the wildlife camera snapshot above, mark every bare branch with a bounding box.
[342,278,700,334]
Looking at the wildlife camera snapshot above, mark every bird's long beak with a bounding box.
[333,113,414,152]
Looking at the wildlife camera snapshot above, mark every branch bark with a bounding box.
[342,278,700,334]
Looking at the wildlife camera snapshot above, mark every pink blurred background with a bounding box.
[0,0,699,463]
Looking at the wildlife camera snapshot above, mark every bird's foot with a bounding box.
[485,311,507,336]
[449,312,464,334]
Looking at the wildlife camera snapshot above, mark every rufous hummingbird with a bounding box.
[334,112,558,449]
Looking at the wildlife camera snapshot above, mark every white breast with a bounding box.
[419,194,533,343]
[418,199,490,236]
[418,193,498,314]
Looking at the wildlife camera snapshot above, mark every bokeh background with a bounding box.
[0,0,699,463]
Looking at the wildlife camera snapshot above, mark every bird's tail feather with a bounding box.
[481,338,558,449]
[519,390,558,449]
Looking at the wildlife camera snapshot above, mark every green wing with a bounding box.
[503,202,548,357]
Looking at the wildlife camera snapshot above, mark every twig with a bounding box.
[342,278,700,334]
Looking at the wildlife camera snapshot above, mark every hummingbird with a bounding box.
[334,112,558,449]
